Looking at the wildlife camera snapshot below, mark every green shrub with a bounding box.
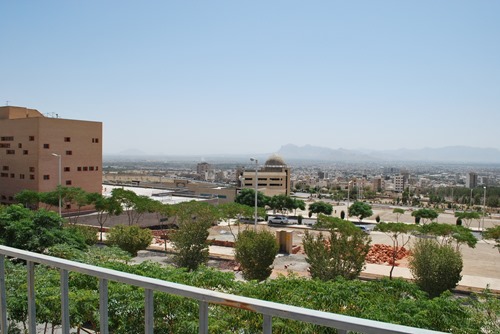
[65,224,98,246]
[409,238,463,298]
[106,225,153,256]
[297,215,303,224]
[303,217,370,280]
[234,229,279,281]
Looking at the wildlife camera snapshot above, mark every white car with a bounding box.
[268,216,289,225]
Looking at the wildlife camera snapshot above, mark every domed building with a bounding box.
[239,154,291,197]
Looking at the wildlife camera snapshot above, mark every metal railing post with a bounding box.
[27,261,36,334]
[199,301,208,334]
[263,314,272,334]
[60,269,70,334]
[99,279,109,334]
[0,256,7,334]
[145,289,154,334]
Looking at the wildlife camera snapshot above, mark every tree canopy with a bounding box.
[348,201,373,221]
[454,211,481,229]
[392,208,405,222]
[0,205,88,253]
[411,208,439,225]
[234,188,269,208]
[308,201,333,216]
[483,225,500,253]
[169,201,219,270]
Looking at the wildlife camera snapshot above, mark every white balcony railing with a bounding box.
[0,245,446,334]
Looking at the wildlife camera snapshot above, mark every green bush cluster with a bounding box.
[409,238,463,298]
[106,225,153,256]
[234,228,279,281]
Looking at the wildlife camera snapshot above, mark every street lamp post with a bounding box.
[483,186,487,232]
[346,180,352,221]
[250,158,258,230]
[51,153,62,216]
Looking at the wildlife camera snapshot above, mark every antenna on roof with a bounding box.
[5,101,9,106]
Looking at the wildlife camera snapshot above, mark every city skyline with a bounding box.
[1,1,499,155]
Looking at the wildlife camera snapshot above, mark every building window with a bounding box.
[83,166,88,171]
[30,175,35,180]
[29,136,35,141]
[20,174,25,179]
[0,144,10,148]
[64,167,70,172]
[2,166,8,171]
[18,143,22,148]
[96,166,99,171]
[77,167,82,171]
[65,150,72,155]
[65,204,71,209]
[65,180,72,185]
[6,150,15,155]
[64,137,71,142]
[92,138,99,143]
[0,173,8,178]
[29,167,35,172]
[43,175,50,180]
[0,136,14,141]
[89,166,94,171]
[43,144,50,149]
[23,150,28,155]
[10,173,14,178]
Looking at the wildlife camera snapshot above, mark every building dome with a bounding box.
[265,154,286,166]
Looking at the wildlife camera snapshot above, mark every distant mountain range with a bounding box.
[276,144,500,163]
[106,145,500,164]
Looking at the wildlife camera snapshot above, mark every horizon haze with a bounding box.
[1,1,499,155]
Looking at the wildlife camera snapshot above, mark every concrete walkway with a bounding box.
[363,263,500,292]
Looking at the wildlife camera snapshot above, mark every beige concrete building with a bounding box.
[0,106,102,210]
[239,155,291,197]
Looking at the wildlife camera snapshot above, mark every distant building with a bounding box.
[318,171,325,180]
[372,177,383,192]
[196,162,214,181]
[0,106,102,211]
[400,169,410,183]
[239,155,291,197]
[394,175,405,193]
[196,162,212,175]
[466,172,478,189]
[479,176,489,186]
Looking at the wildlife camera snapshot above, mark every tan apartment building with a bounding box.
[0,106,102,211]
[239,155,291,197]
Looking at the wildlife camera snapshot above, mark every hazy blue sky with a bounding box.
[1,1,499,155]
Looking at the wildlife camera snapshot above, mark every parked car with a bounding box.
[268,216,289,225]
[355,225,370,233]
[303,219,316,226]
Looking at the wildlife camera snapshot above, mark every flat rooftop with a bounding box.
[103,185,204,205]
